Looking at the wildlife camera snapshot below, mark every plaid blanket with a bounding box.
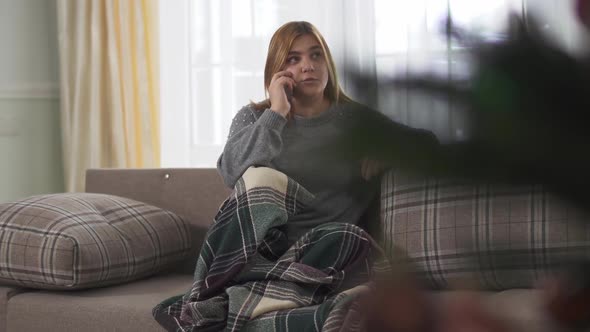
[153,167,388,331]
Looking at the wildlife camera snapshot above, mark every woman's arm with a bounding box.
[217,105,287,188]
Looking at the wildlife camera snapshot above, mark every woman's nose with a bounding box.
[301,58,314,72]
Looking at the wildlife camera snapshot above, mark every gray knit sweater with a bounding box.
[217,102,436,243]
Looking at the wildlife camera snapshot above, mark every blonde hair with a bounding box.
[252,21,352,111]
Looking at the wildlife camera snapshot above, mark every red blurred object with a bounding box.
[362,275,512,332]
[543,265,590,330]
[437,293,511,332]
[576,0,590,28]
[362,276,434,332]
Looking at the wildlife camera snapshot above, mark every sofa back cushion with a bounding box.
[85,168,232,274]
[380,170,590,290]
[0,193,192,290]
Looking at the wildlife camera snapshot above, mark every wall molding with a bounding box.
[0,83,59,100]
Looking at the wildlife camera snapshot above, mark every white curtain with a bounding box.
[525,0,588,54]
[163,0,377,167]
[160,0,586,166]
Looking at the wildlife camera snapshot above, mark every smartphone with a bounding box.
[284,85,293,103]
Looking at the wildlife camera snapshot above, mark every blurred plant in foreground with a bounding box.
[349,1,590,331]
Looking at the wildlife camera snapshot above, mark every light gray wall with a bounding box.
[0,0,63,202]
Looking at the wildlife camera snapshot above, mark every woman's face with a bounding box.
[283,34,329,99]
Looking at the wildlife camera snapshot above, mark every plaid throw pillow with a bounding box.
[0,193,191,290]
[380,170,590,290]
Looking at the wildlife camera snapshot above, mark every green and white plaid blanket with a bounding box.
[153,167,388,331]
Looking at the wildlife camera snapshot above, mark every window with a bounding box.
[160,0,579,166]
[373,0,523,140]
[160,0,375,167]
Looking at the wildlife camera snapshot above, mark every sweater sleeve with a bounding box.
[217,105,288,188]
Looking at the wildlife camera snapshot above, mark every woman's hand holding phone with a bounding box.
[269,71,296,118]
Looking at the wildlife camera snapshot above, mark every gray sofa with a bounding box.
[1,168,231,332]
[0,168,585,331]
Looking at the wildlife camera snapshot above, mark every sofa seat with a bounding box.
[6,273,193,332]
[1,286,26,332]
[5,278,564,332]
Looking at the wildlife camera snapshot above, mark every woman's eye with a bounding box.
[311,52,322,59]
[287,57,299,64]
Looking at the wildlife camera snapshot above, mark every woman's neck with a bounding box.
[291,95,331,118]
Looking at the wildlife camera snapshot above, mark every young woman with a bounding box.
[217,21,437,244]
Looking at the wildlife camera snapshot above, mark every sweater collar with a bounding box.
[290,103,342,127]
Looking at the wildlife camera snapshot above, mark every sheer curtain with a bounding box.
[58,0,160,192]
[160,0,586,167]
[160,0,375,167]
[371,0,586,142]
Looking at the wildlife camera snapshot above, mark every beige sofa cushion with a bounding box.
[380,170,590,290]
[0,193,191,290]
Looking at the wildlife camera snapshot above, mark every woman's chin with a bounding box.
[294,88,325,100]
